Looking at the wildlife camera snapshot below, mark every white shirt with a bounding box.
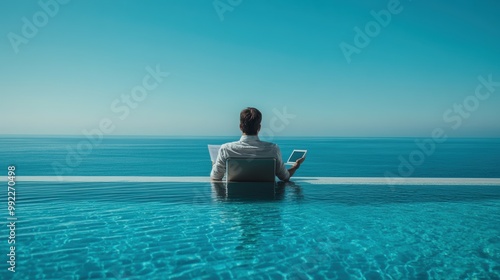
[210,135,290,181]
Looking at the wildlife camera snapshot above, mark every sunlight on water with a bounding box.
[2,181,499,279]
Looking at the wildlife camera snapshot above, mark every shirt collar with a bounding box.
[240,135,260,142]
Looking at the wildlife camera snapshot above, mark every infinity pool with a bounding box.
[3,180,500,279]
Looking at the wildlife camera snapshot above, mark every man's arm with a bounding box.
[286,157,305,179]
[210,147,226,180]
[275,146,305,182]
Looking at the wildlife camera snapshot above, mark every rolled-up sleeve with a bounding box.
[210,146,227,180]
[274,146,290,181]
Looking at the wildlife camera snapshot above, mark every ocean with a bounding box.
[1,136,499,279]
[2,136,500,178]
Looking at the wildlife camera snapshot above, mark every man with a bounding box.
[210,107,305,181]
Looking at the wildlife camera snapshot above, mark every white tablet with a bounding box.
[286,150,307,165]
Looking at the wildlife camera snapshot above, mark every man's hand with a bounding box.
[293,157,305,168]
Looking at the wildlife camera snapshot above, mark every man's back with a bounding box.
[210,135,290,181]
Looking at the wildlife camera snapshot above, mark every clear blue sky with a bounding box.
[1,0,499,137]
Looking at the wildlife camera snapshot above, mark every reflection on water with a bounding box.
[210,181,304,202]
[209,181,304,261]
[211,181,279,201]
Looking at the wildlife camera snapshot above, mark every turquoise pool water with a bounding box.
[3,181,500,279]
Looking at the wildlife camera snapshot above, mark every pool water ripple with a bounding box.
[2,182,500,279]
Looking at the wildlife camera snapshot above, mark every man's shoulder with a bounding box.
[221,138,279,150]
[219,141,240,153]
[220,141,239,149]
[258,140,279,148]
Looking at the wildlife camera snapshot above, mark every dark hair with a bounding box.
[240,107,262,135]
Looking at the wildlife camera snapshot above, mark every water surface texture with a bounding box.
[1,137,499,279]
[1,136,500,178]
[1,181,499,279]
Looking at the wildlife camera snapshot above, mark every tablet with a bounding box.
[286,150,307,165]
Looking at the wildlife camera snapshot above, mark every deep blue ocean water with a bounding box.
[0,136,499,279]
[1,136,500,178]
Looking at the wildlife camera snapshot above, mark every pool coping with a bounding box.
[9,176,500,185]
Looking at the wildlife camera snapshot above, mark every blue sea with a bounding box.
[1,136,500,279]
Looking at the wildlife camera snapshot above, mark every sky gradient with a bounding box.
[1,0,499,137]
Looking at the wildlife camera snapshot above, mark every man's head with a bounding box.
[240,107,262,135]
